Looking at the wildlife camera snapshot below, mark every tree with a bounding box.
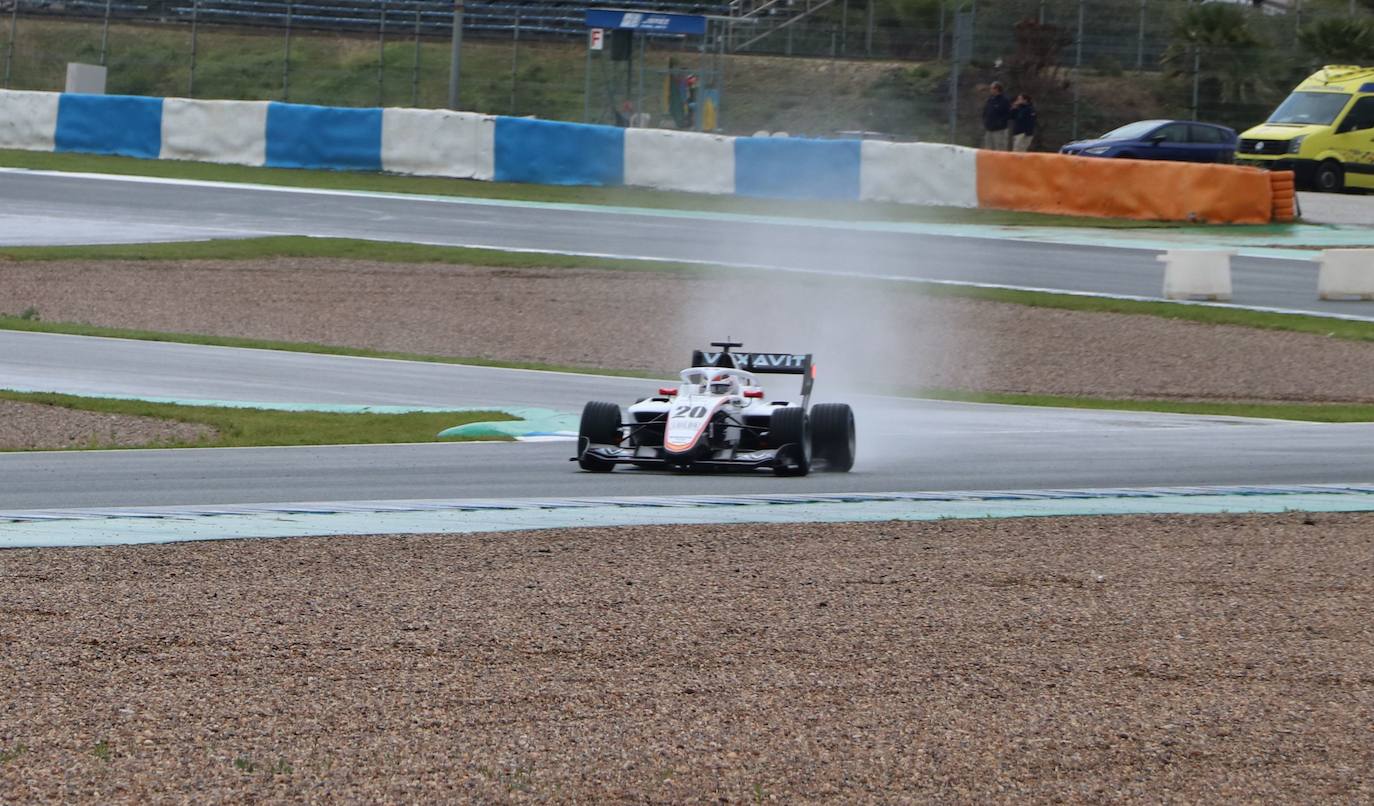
[1298,18,1374,66]
[1163,3,1270,105]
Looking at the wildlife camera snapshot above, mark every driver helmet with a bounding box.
[709,373,735,395]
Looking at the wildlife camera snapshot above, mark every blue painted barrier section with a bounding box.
[265,102,382,171]
[54,93,163,159]
[734,136,862,201]
[494,117,624,186]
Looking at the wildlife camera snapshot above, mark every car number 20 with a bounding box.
[674,405,709,418]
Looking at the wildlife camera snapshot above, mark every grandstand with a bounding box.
[17,0,734,40]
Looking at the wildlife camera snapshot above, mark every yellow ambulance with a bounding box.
[1237,65,1374,192]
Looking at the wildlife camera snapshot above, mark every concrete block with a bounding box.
[1158,249,1233,301]
[65,63,107,94]
[1318,249,1374,300]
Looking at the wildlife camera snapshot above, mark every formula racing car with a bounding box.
[573,341,855,476]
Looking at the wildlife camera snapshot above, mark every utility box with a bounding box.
[65,63,107,94]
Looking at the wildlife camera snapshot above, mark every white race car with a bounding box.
[574,341,855,476]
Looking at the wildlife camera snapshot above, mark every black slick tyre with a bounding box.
[769,406,811,477]
[810,402,856,472]
[1316,160,1344,193]
[578,401,621,472]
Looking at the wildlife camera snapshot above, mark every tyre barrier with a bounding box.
[0,89,1286,223]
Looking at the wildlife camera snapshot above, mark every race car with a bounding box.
[573,341,855,476]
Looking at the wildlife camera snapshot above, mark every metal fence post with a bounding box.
[99,0,111,66]
[377,0,386,106]
[510,12,519,115]
[1191,46,1200,119]
[840,0,847,54]
[1136,0,1145,70]
[411,7,421,107]
[5,0,19,89]
[864,0,873,56]
[188,0,198,96]
[1071,0,1083,140]
[282,0,292,101]
[447,1,463,109]
[937,0,944,61]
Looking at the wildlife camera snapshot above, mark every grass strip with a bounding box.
[925,389,1374,423]
[0,148,1257,230]
[0,235,703,271]
[0,390,518,450]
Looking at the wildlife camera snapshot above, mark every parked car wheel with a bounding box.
[1315,160,1344,193]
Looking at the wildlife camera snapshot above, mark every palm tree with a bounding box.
[1298,18,1374,66]
[1164,3,1269,105]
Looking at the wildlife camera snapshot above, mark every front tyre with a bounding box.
[578,401,622,472]
[770,406,811,477]
[1315,160,1344,193]
[811,403,856,472]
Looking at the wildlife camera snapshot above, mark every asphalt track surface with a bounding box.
[1,171,1372,512]
[3,331,1374,510]
[0,169,1357,316]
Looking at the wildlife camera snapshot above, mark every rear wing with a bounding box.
[691,348,815,406]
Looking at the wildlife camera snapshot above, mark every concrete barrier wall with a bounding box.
[381,107,495,180]
[624,128,734,195]
[493,116,624,186]
[55,93,163,159]
[976,151,1274,225]
[0,89,1280,223]
[734,136,861,201]
[0,90,60,152]
[860,141,978,208]
[266,102,383,171]
[161,98,269,166]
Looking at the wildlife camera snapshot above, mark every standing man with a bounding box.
[982,81,1011,151]
[1010,93,1037,152]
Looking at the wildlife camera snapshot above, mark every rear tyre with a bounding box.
[1316,160,1344,193]
[578,401,622,472]
[811,403,856,473]
[769,406,811,477]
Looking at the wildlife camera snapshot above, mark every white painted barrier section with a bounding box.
[1318,249,1374,300]
[0,90,59,152]
[624,128,734,195]
[381,108,495,181]
[1158,250,1233,301]
[160,98,268,166]
[859,141,978,208]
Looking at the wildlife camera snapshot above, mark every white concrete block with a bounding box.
[0,89,59,151]
[381,107,495,181]
[624,127,734,195]
[65,63,107,94]
[860,140,979,208]
[160,98,269,166]
[1158,250,1233,301]
[1318,248,1374,300]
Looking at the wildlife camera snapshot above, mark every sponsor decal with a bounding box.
[700,352,809,371]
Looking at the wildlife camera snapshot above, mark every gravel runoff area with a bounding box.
[7,258,1374,403]
[2,513,1372,802]
[0,399,214,451]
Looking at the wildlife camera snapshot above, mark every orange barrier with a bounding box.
[975,151,1275,224]
[1270,171,1297,222]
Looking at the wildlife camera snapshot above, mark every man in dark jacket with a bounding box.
[1010,94,1037,152]
[982,82,1011,150]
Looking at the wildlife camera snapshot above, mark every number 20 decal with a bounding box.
[674,405,708,418]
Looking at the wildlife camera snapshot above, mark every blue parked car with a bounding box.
[1060,120,1238,163]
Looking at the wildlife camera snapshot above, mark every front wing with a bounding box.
[575,439,792,471]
